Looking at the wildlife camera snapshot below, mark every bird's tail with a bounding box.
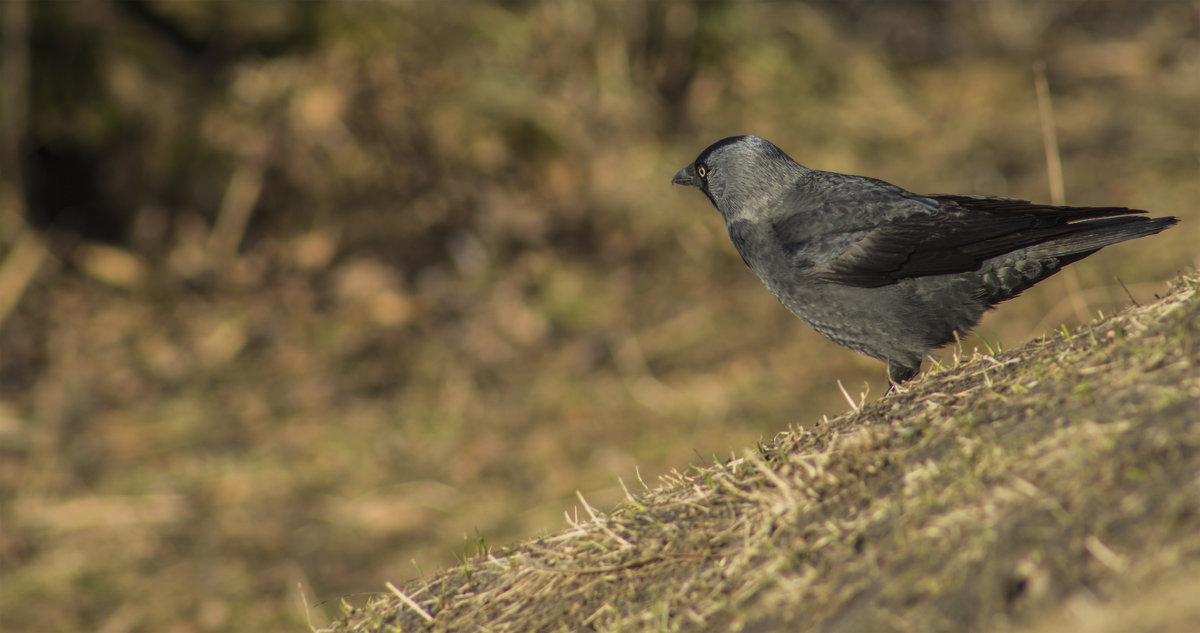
[1023,215,1179,261]
[977,214,1178,306]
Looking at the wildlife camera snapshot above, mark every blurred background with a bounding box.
[0,1,1196,630]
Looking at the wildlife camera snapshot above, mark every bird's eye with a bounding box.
[697,165,707,178]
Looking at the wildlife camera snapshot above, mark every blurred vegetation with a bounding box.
[0,1,1195,631]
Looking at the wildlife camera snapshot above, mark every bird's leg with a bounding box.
[885,361,919,396]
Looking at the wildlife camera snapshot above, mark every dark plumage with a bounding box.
[673,135,1178,386]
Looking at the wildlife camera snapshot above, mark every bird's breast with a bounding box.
[726,219,811,290]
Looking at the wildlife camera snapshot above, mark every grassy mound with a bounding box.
[329,271,1200,633]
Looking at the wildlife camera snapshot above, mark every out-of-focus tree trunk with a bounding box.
[2,0,29,209]
[0,0,46,332]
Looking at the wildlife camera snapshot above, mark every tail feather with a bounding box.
[978,214,1178,305]
[1023,215,1179,260]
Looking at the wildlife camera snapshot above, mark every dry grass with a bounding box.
[330,272,1200,632]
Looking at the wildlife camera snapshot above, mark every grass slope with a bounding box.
[327,271,1200,633]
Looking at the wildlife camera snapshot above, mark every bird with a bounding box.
[672,135,1178,387]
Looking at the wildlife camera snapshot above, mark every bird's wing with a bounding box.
[798,195,1149,288]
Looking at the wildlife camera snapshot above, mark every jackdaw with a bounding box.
[673,135,1178,386]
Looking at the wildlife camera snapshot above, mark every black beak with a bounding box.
[672,164,699,187]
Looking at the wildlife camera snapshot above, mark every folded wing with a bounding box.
[804,195,1177,288]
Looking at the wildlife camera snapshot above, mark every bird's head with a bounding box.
[673,135,804,222]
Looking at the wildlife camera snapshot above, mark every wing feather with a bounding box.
[801,196,1157,288]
